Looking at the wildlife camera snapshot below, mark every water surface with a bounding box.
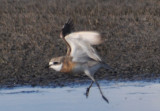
[0,81,160,111]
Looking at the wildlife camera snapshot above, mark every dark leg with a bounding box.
[95,81,109,103]
[84,70,109,103]
[85,81,94,98]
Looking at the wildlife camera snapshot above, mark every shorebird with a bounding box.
[49,19,111,103]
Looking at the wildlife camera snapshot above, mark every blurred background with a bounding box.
[0,0,160,87]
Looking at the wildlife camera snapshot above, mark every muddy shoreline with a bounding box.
[0,0,160,87]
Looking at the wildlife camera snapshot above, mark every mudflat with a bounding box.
[0,0,160,87]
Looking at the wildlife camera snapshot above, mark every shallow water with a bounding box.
[0,81,160,111]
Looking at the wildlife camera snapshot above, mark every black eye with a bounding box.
[53,62,59,65]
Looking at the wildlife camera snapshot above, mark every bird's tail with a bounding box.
[101,62,111,70]
[101,62,116,73]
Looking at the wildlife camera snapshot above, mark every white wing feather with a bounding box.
[65,31,102,62]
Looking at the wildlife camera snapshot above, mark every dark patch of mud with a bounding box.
[0,0,160,87]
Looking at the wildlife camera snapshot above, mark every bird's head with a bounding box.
[49,56,64,72]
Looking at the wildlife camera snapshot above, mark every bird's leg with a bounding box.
[85,81,94,98]
[95,80,109,103]
[84,69,109,103]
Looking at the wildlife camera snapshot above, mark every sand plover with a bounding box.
[49,19,111,103]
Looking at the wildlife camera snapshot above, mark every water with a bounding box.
[0,81,160,111]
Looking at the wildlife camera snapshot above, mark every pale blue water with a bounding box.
[0,81,160,111]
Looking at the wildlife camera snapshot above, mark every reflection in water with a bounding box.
[0,81,160,111]
[0,90,40,95]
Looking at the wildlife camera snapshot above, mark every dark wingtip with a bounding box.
[61,18,74,37]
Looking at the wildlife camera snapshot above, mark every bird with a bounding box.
[48,18,111,103]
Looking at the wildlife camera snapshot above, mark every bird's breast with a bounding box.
[60,59,76,73]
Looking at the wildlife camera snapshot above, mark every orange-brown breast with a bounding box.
[60,57,76,73]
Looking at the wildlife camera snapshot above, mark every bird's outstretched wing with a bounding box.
[65,31,102,62]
